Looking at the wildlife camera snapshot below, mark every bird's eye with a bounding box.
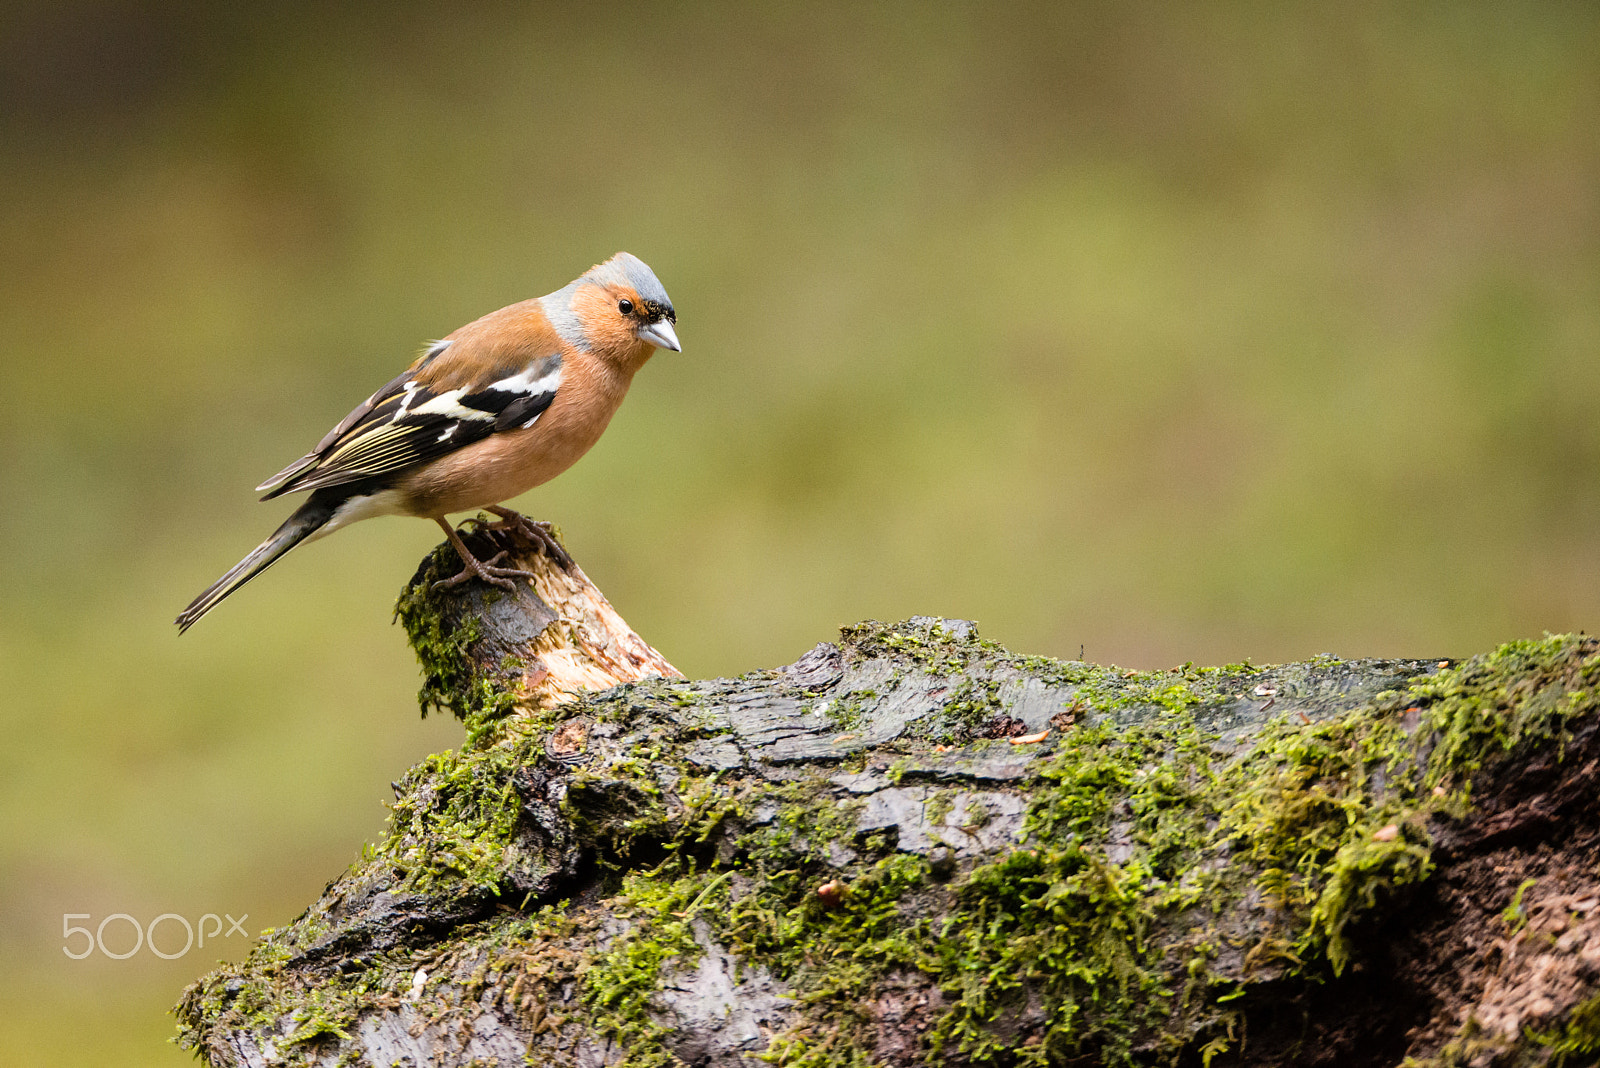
[618,299,634,316]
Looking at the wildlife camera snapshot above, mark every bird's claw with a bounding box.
[484,507,575,571]
[431,549,538,591]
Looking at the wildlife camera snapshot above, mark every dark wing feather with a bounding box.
[256,367,415,495]
[258,349,562,500]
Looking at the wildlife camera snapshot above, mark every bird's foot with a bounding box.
[431,516,541,590]
[432,547,541,590]
[483,506,575,570]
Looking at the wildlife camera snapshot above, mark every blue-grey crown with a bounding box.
[586,252,673,311]
[539,252,674,351]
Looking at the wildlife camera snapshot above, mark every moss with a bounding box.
[931,848,1164,1063]
[178,625,1600,1068]
[383,746,526,892]
[581,870,727,1067]
[279,986,355,1049]
[728,633,1600,1063]
[1531,993,1600,1067]
[394,546,478,716]
[392,546,521,743]
[1412,634,1600,791]
[1501,876,1539,933]
[924,788,956,828]
[180,936,417,1065]
[925,677,1004,742]
[1305,822,1433,975]
[838,618,1005,674]
[727,852,931,1042]
[820,688,877,732]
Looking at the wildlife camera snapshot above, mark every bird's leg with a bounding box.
[483,505,575,570]
[431,518,539,590]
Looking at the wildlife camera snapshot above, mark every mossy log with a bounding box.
[178,524,1600,1068]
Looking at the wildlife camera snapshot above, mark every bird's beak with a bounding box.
[637,319,681,352]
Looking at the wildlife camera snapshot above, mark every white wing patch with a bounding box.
[396,380,423,417]
[490,362,562,428]
[491,364,562,397]
[404,387,499,422]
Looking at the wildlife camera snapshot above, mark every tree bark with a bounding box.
[177,524,1600,1068]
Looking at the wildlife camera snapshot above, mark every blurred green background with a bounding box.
[1,0,1596,1062]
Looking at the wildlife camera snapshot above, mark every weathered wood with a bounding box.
[397,522,681,714]
[177,525,1600,1068]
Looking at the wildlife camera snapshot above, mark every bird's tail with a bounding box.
[175,495,340,633]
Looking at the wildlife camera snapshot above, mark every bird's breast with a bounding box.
[393,367,630,518]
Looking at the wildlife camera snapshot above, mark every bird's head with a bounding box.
[544,252,679,364]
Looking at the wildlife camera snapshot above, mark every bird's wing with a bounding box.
[256,342,563,499]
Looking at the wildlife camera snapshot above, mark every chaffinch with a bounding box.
[176,252,679,633]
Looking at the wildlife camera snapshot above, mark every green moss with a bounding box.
[838,618,1004,674]
[180,937,413,1065]
[734,633,1600,1062]
[392,546,522,744]
[178,627,1600,1068]
[280,986,355,1049]
[1305,822,1433,975]
[924,677,1003,742]
[1501,877,1539,933]
[820,688,877,732]
[927,848,1162,1064]
[581,870,727,1067]
[924,788,956,828]
[383,746,525,891]
[1413,634,1600,790]
[1531,993,1600,1066]
[730,852,930,1035]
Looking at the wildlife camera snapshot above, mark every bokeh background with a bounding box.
[2,0,1597,1062]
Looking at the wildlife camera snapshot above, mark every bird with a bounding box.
[175,251,679,633]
